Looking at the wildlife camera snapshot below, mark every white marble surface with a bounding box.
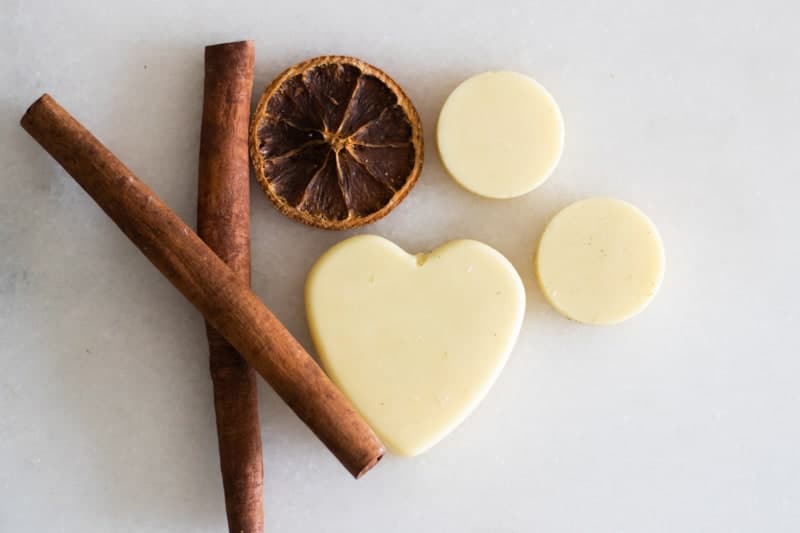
[2,1,799,531]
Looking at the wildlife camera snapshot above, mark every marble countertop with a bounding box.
[2,1,799,531]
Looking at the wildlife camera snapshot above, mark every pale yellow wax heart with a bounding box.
[305,235,526,456]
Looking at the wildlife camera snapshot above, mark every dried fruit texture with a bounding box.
[250,56,423,230]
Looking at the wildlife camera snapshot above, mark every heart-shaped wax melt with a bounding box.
[305,235,525,456]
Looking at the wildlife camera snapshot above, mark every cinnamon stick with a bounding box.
[21,94,384,479]
[198,41,262,533]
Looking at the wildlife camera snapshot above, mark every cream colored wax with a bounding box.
[437,71,564,199]
[306,235,525,456]
[536,198,665,325]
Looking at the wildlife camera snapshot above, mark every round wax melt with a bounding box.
[536,198,665,325]
[437,71,564,199]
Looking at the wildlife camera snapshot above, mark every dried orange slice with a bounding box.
[250,56,424,230]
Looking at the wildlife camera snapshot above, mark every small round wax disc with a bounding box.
[536,198,665,325]
[437,71,564,199]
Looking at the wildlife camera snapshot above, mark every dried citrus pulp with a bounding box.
[250,56,423,230]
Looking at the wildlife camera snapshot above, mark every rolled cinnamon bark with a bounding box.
[198,41,263,533]
[21,94,384,479]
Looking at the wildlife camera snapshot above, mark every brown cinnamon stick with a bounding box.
[21,94,384,479]
[198,41,262,533]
